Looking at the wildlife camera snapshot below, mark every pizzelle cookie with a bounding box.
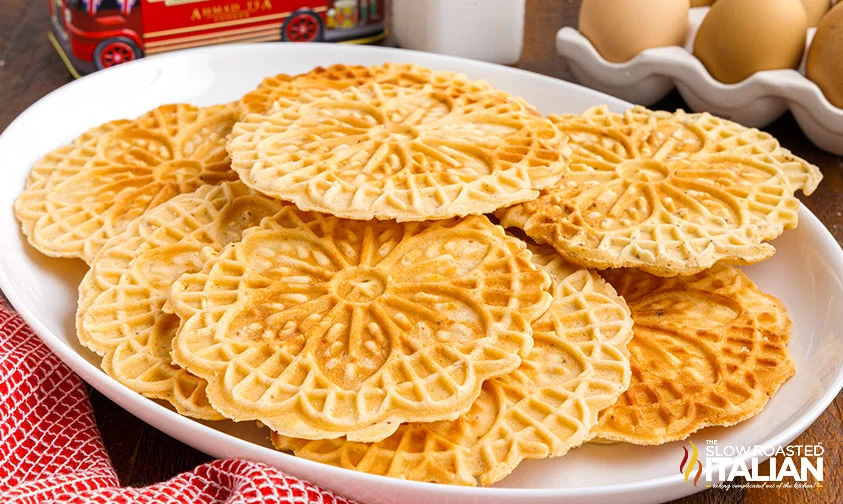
[77,182,283,419]
[14,119,130,260]
[497,106,823,277]
[272,244,633,486]
[15,103,238,264]
[228,80,570,221]
[166,211,552,442]
[594,264,794,445]
[238,63,492,116]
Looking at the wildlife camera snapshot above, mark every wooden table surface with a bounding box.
[1,0,840,502]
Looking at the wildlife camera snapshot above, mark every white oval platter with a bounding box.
[0,43,842,504]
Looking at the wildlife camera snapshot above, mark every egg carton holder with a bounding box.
[556,7,843,155]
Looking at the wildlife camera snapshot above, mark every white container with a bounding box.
[392,0,525,64]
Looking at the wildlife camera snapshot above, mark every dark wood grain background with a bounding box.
[0,0,840,502]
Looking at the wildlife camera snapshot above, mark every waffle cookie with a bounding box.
[15,103,238,264]
[239,63,494,117]
[272,244,633,486]
[594,264,795,444]
[228,79,570,221]
[497,106,822,277]
[167,211,552,442]
[14,119,130,260]
[77,182,283,419]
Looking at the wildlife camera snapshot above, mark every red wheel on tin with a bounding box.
[282,11,324,42]
[99,42,133,67]
[93,37,142,70]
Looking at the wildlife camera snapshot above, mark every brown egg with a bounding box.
[579,0,690,63]
[693,0,808,84]
[691,0,716,6]
[807,3,843,108]
[803,0,833,27]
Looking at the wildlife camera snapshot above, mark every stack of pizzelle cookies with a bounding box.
[14,62,822,486]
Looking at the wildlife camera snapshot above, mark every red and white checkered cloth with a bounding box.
[0,304,357,504]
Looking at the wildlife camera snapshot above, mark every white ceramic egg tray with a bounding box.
[556,7,843,155]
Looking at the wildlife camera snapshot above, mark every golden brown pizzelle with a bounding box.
[228,78,570,222]
[15,119,130,261]
[77,182,284,419]
[271,244,633,486]
[593,264,795,444]
[14,61,812,485]
[497,106,822,277]
[15,103,239,264]
[238,63,495,116]
[167,210,553,442]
